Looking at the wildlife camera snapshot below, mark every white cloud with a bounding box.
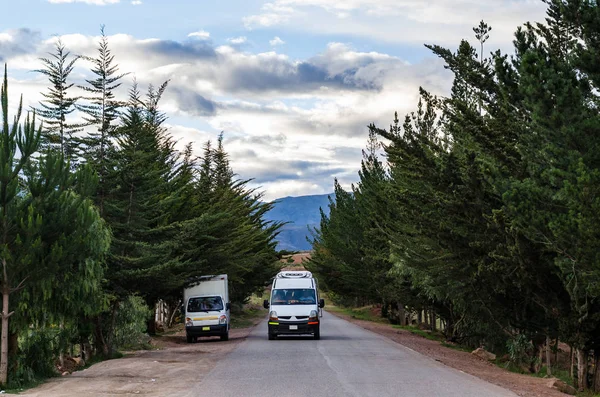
[244,0,547,47]
[244,13,292,29]
[188,30,210,40]
[3,30,453,201]
[47,0,119,4]
[228,36,247,45]
[269,36,285,46]
[131,0,142,5]
[244,2,296,29]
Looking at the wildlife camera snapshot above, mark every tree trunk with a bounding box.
[577,348,588,391]
[545,335,552,376]
[0,282,10,385]
[430,310,436,331]
[147,317,156,336]
[93,315,109,358]
[106,302,119,358]
[81,336,92,362]
[8,331,17,377]
[445,318,456,342]
[59,320,65,368]
[593,354,600,392]
[167,300,181,328]
[554,338,559,371]
[417,310,422,324]
[570,345,574,379]
[398,304,406,326]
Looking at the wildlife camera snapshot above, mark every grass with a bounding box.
[230,293,269,329]
[326,304,390,324]
[230,305,266,329]
[3,378,47,394]
[393,325,445,342]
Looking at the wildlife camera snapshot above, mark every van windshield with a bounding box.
[271,289,316,305]
[187,296,223,312]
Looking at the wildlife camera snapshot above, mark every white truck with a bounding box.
[263,271,324,340]
[183,274,230,342]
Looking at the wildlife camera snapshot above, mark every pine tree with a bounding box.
[78,25,127,215]
[0,65,109,385]
[34,39,81,162]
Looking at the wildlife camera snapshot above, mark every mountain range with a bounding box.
[264,194,332,251]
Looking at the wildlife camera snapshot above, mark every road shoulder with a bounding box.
[18,323,260,396]
[326,310,565,397]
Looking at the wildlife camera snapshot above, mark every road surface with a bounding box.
[192,311,517,397]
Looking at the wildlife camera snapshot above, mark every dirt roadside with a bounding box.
[327,310,566,397]
[18,325,257,397]
[16,307,566,397]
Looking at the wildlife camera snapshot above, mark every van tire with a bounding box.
[220,332,229,341]
[314,327,320,340]
[186,334,193,343]
[268,333,276,340]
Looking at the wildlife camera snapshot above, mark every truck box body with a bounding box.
[183,274,230,342]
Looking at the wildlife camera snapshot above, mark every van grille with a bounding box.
[295,316,308,320]
[279,316,292,320]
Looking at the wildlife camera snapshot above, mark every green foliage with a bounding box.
[0,64,111,385]
[34,39,81,162]
[113,295,151,350]
[12,328,61,387]
[506,334,535,369]
[309,5,600,391]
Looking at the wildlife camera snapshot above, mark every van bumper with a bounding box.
[186,324,228,337]
[268,321,318,336]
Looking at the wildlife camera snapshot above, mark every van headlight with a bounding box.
[219,315,227,325]
[185,317,193,327]
[309,310,318,321]
[269,311,278,321]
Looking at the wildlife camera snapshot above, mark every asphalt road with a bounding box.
[191,311,517,397]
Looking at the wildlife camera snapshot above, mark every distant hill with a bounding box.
[264,194,333,251]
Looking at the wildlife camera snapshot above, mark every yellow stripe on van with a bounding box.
[193,316,219,321]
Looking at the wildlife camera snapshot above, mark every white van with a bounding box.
[183,274,230,342]
[263,271,324,340]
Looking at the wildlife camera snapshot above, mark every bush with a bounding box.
[507,334,535,369]
[12,327,61,387]
[113,295,152,350]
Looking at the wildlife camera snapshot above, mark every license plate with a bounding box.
[289,325,298,330]
[202,326,210,331]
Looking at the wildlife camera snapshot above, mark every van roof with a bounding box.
[274,278,314,289]
[277,271,312,279]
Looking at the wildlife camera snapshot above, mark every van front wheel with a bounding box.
[268,333,276,340]
[220,332,229,341]
[314,327,320,340]
[186,334,193,343]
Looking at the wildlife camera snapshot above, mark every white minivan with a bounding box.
[263,271,324,340]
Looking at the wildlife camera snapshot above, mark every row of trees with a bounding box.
[308,0,600,392]
[0,27,282,386]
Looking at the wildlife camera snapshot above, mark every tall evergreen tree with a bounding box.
[34,39,81,161]
[0,66,109,385]
[78,25,127,215]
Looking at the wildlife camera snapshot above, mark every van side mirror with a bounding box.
[226,302,231,310]
[263,300,270,309]
[319,299,325,308]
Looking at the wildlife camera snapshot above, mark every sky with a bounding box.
[2,0,548,200]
